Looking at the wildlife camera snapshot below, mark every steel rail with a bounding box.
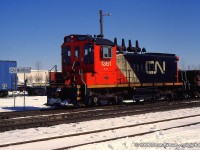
[0,100,200,132]
[0,114,200,149]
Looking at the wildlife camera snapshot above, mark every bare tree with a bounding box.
[27,75,33,84]
[179,60,200,71]
[187,65,191,70]
[34,74,43,83]
[45,73,49,83]
[35,61,42,71]
[180,59,186,70]
[35,61,43,83]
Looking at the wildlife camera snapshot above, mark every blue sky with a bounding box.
[1,0,200,70]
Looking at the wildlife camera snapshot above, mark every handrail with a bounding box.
[48,65,58,84]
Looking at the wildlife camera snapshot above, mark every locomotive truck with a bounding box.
[46,34,194,107]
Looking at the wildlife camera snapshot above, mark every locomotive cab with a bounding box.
[47,34,117,107]
[61,35,117,86]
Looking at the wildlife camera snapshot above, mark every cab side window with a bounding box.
[101,46,112,58]
[75,46,80,58]
[62,46,71,65]
[84,44,94,64]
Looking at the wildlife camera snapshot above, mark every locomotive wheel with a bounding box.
[111,96,118,105]
[166,92,177,101]
[85,96,93,107]
[117,96,123,104]
[92,97,99,106]
[85,96,99,107]
[172,92,178,100]
[135,99,140,103]
[151,94,160,102]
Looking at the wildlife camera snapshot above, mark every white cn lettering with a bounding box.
[101,61,111,66]
[2,84,7,89]
[145,61,165,74]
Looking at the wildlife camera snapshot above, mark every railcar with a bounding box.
[179,70,200,98]
[46,34,184,107]
[0,60,17,97]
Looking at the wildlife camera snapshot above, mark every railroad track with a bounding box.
[0,98,198,120]
[0,104,124,119]
[0,99,194,119]
[0,114,200,149]
[0,99,200,132]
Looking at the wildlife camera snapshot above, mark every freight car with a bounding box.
[0,60,17,97]
[179,70,200,98]
[26,86,46,96]
[46,34,187,107]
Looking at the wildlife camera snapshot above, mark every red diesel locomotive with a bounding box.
[47,34,185,107]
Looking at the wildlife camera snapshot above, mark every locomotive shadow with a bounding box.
[1,106,42,111]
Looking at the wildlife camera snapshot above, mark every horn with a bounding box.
[114,37,117,45]
[128,40,132,48]
[136,40,139,48]
[122,39,125,47]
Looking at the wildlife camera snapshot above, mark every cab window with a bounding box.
[84,44,94,64]
[75,46,80,58]
[101,46,112,58]
[62,46,71,65]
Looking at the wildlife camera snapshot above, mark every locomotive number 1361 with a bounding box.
[101,61,111,66]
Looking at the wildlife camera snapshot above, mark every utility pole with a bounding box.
[99,10,111,38]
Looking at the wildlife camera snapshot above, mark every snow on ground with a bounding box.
[0,96,200,150]
[0,95,49,112]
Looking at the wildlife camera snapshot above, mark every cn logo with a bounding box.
[2,84,7,89]
[101,61,111,67]
[145,61,165,74]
